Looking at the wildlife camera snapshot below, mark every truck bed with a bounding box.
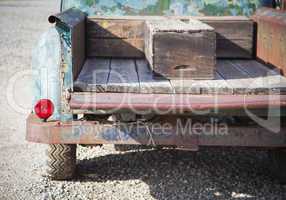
[74,58,286,95]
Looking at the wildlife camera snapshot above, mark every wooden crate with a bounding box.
[144,19,216,79]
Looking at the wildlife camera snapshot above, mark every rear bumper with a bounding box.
[70,93,286,113]
[26,114,286,148]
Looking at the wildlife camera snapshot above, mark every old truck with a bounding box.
[26,0,286,181]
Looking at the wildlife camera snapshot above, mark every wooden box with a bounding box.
[144,19,216,80]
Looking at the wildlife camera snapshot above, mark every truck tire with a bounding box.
[46,144,76,180]
[269,149,286,184]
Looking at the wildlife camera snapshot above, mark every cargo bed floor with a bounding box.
[74,58,286,95]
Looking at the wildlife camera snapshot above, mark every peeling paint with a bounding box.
[62,0,263,16]
[31,28,62,120]
[31,26,74,121]
[56,26,73,121]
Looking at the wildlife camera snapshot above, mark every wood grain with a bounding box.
[86,16,253,59]
[171,71,232,94]
[136,59,173,94]
[87,19,144,39]
[74,58,110,92]
[87,38,144,58]
[106,59,140,93]
[71,15,86,80]
[87,19,145,58]
[74,58,286,95]
[145,19,216,80]
[201,20,254,58]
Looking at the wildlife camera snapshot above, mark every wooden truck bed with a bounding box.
[74,58,286,95]
[26,8,286,149]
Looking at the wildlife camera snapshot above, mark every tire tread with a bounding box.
[46,144,76,180]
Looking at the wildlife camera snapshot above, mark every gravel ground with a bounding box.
[0,0,286,199]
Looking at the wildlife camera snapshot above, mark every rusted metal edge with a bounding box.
[26,114,286,147]
[69,93,286,112]
[48,8,86,28]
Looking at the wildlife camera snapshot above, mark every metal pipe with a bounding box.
[70,93,286,111]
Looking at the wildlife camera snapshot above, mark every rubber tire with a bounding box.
[46,144,76,180]
[269,149,286,184]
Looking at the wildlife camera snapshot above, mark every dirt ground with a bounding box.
[0,0,286,200]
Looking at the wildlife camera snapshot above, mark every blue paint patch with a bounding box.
[62,0,262,16]
[31,27,62,120]
[31,25,74,122]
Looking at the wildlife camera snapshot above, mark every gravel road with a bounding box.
[0,0,286,199]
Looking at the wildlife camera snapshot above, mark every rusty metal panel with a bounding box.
[26,114,286,147]
[253,8,286,75]
[26,114,199,149]
[48,8,87,120]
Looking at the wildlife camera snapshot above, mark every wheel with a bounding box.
[268,149,286,184]
[46,144,76,180]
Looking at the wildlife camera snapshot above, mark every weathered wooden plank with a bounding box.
[249,75,286,94]
[199,72,233,94]
[75,58,286,95]
[202,20,253,39]
[135,59,173,94]
[200,19,254,58]
[170,79,201,94]
[87,38,144,58]
[74,58,110,92]
[86,16,253,59]
[216,60,253,94]
[216,39,253,59]
[87,19,144,39]
[171,71,233,94]
[231,60,278,77]
[231,60,286,94]
[72,19,86,80]
[145,19,216,79]
[106,59,140,93]
[171,60,286,94]
[217,60,286,94]
[86,19,145,58]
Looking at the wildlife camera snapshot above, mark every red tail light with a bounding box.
[34,99,54,120]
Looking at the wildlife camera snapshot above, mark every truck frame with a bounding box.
[26,0,286,181]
